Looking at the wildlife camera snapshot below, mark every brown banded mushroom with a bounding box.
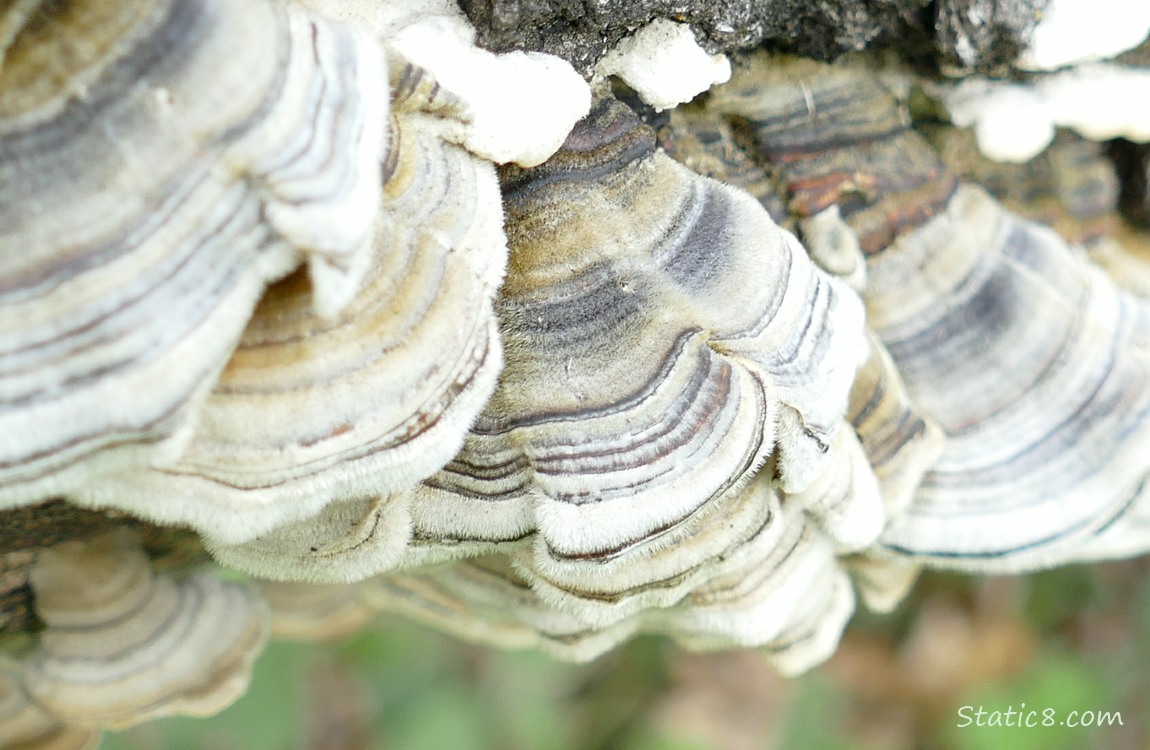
[707,54,960,256]
[0,0,387,507]
[18,529,269,729]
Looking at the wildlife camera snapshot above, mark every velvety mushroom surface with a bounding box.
[78,59,507,550]
[3,0,1150,743]
[0,0,386,506]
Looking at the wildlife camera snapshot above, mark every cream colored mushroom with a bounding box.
[361,484,852,675]
[0,671,100,750]
[81,89,506,547]
[19,529,269,729]
[0,0,387,507]
[258,581,374,641]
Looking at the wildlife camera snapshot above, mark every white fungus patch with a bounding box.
[940,63,1150,162]
[390,13,592,167]
[1018,0,1150,71]
[294,0,592,168]
[596,19,732,111]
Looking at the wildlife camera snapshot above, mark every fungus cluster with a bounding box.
[2,0,1150,743]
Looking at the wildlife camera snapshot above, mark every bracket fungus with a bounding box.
[7,529,268,735]
[709,53,1150,571]
[0,0,387,506]
[4,0,1150,741]
[77,59,508,551]
[361,481,855,675]
[0,672,100,750]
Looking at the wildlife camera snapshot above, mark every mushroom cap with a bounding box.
[0,671,101,750]
[0,0,387,506]
[21,529,270,729]
[360,480,853,675]
[706,52,1150,573]
[707,54,959,255]
[873,184,1150,569]
[212,94,873,594]
[79,104,506,546]
[480,94,867,567]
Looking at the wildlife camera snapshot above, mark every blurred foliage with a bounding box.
[103,559,1150,750]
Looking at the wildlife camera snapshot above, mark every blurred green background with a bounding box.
[103,559,1150,750]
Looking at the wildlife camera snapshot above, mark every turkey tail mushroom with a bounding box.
[363,478,853,675]
[206,95,881,666]
[17,529,269,730]
[0,672,101,750]
[308,94,875,669]
[870,183,1150,569]
[711,53,1150,571]
[486,94,869,558]
[0,0,387,507]
[79,65,507,551]
[207,94,879,592]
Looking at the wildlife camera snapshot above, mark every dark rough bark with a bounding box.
[459,0,934,76]
[934,0,1046,75]
[459,0,1055,78]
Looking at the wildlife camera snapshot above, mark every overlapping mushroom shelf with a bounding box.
[4,0,1150,742]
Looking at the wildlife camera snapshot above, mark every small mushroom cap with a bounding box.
[0,671,101,750]
[926,127,1119,247]
[208,491,415,584]
[664,104,789,224]
[22,529,270,729]
[1088,229,1150,300]
[0,0,387,506]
